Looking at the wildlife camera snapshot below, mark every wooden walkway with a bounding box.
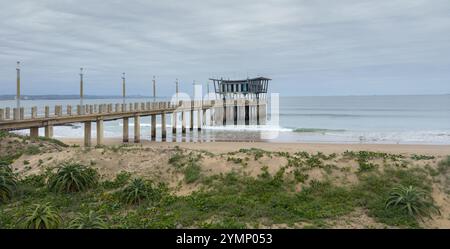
[0,99,266,146]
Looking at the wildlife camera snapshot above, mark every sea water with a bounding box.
[1,95,449,144]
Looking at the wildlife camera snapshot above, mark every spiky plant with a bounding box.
[68,211,108,229]
[47,162,98,193]
[20,202,61,229]
[119,178,151,205]
[385,185,440,218]
[0,165,17,203]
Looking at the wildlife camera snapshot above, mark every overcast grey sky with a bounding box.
[0,0,449,96]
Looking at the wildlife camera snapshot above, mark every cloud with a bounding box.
[0,0,449,96]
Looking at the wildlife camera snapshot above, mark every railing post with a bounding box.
[45,106,50,118]
[31,106,37,119]
[5,107,10,120]
[67,105,72,116]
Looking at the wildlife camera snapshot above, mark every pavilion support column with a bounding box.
[233,100,239,125]
[123,117,129,142]
[161,112,167,140]
[181,111,186,134]
[245,100,250,126]
[96,119,104,146]
[190,101,194,131]
[134,115,140,143]
[222,101,227,126]
[257,98,260,126]
[172,112,177,134]
[84,122,91,147]
[210,108,214,126]
[202,109,207,127]
[151,114,156,140]
[30,127,39,139]
[197,109,202,131]
[45,125,53,138]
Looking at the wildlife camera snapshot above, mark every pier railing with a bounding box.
[0,99,267,146]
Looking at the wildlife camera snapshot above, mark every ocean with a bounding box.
[1,95,450,144]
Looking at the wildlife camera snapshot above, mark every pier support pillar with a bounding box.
[245,101,250,126]
[181,111,186,134]
[202,109,207,127]
[134,115,140,143]
[84,122,91,147]
[151,114,156,140]
[30,127,39,139]
[233,100,238,125]
[222,100,227,126]
[96,119,104,146]
[172,112,177,134]
[197,110,202,131]
[190,104,194,131]
[123,117,129,142]
[161,112,166,140]
[256,98,260,126]
[45,125,53,138]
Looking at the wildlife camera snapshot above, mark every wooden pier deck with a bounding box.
[0,99,266,146]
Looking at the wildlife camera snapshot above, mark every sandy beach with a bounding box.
[61,138,450,156]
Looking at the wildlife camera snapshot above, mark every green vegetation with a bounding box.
[19,203,62,229]
[0,165,17,203]
[0,136,446,228]
[47,162,98,193]
[119,178,163,205]
[68,211,108,229]
[386,185,439,219]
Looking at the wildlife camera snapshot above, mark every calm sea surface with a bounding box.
[1,95,449,144]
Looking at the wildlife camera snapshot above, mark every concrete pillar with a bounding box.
[96,119,104,145]
[161,112,166,140]
[45,125,53,138]
[134,115,140,143]
[122,104,127,112]
[190,101,194,131]
[0,109,4,121]
[233,100,238,125]
[181,111,186,134]
[202,109,207,126]
[141,103,145,111]
[245,100,250,126]
[94,104,98,113]
[30,127,39,139]
[20,107,24,120]
[84,122,91,147]
[115,104,120,112]
[45,106,49,118]
[210,108,214,126]
[222,100,227,126]
[5,107,10,119]
[123,117,129,142]
[31,106,37,119]
[151,114,156,140]
[197,110,201,131]
[256,98,260,125]
[67,105,72,116]
[172,112,177,134]
[89,105,93,114]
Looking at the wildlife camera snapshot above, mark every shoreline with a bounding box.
[60,137,450,156]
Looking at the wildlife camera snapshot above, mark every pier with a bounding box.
[0,99,266,146]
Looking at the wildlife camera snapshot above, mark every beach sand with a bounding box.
[61,137,450,156]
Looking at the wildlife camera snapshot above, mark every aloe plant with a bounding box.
[20,203,61,229]
[0,165,17,203]
[119,178,152,205]
[386,185,440,218]
[69,211,108,229]
[48,162,98,193]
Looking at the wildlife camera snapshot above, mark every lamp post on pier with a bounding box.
[80,67,84,113]
[16,61,20,109]
[122,72,126,105]
[152,75,156,102]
